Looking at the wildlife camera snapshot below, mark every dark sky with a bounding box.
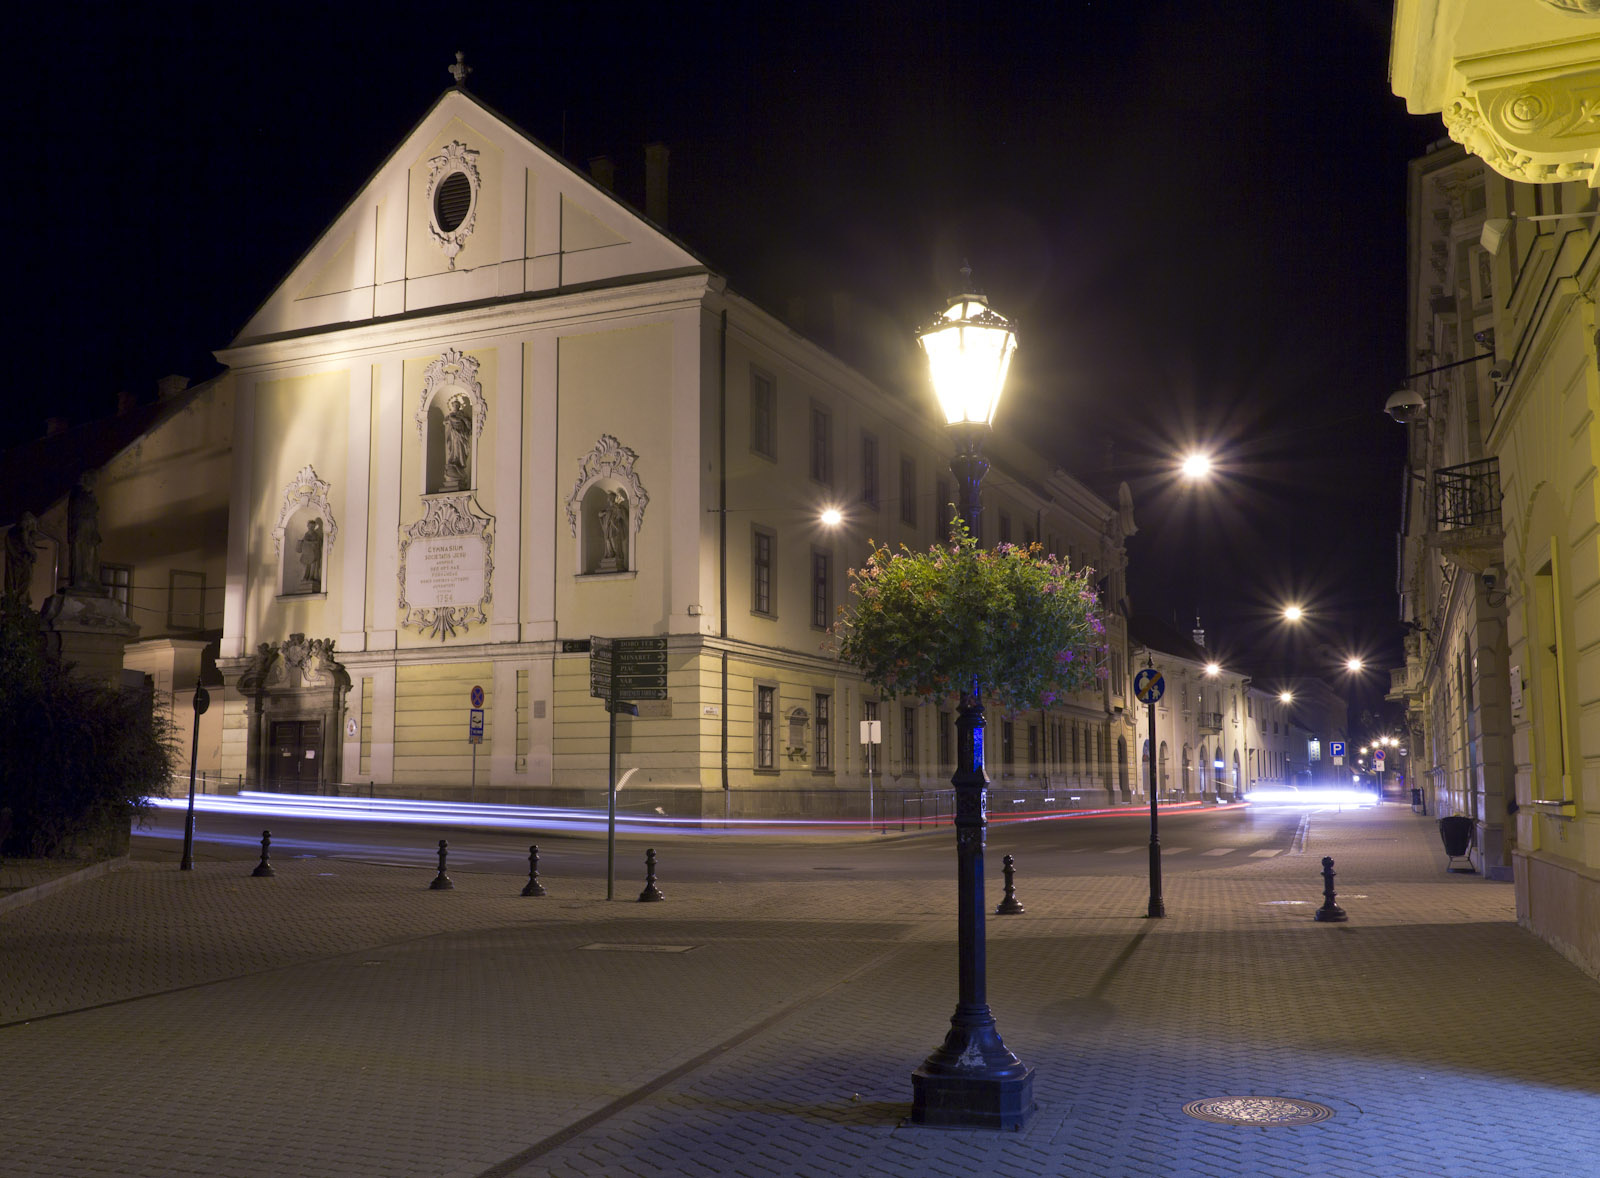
[20,1,1436,727]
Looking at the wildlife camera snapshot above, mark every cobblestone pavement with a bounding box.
[1,804,1595,1177]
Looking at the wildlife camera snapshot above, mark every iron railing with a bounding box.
[1434,458,1500,530]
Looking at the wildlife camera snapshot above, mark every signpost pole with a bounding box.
[607,660,618,902]
[1147,691,1164,918]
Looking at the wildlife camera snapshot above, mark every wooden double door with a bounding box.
[269,719,323,792]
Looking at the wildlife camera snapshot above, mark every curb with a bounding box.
[0,855,129,916]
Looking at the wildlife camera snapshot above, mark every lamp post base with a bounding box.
[910,1015,1035,1129]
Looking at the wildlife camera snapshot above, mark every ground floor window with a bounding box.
[756,685,776,770]
[814,692,832,770]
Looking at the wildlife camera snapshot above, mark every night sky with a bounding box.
[20,1,1437,728]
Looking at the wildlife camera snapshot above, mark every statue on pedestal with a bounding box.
[297,518,324,592]
[440,394,472,492]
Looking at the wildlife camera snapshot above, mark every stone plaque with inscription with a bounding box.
[410,535,486,608]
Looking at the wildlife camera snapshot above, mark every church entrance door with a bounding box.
[269,719,323,792]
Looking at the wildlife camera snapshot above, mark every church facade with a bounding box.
[212,86,1136,814]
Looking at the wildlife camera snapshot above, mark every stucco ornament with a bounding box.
[1442,60,1600,185]
[566,434,649,536]
[415,348,487,446]
[242,634,344,692]
[398,495,494,641]
[425,140,481,268]
[272,465,338,592]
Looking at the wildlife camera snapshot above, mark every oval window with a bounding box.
[434,171,473,233]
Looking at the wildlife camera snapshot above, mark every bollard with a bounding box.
[1313,855,1348,923]
[521,844,547,897]
[638,847,665,902]
[429,839,454,891]
[251,830,276,878]
[995,853,1025,915]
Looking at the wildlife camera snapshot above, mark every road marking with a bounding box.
[1161,847,1189,855]
[1105,845,1142,854]
[1201,848,1233,856]
[1249,849,1283,858]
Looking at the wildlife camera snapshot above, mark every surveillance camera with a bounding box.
[1488,367,1505,381]
[1384,388,1425,423]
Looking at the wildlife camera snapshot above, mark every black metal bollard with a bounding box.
[995,853,1025,915]
[638,847,665,902]
[251,830,275,878]
[429,839,454,891]
[1313,855,1348,923]
[521,844,546,897]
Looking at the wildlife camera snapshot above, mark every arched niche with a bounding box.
[567,434,649,578]
[272,466,337,599]
[415,348,487,497]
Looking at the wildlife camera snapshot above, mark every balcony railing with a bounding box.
[1434,458,1500,531]
[1198,711,1222,734]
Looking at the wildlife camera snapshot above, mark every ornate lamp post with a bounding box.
[909,276,1033,1129]
[179,680,210,872]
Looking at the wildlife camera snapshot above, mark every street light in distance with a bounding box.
[819,507,843,528]
[1180,451,1213,481]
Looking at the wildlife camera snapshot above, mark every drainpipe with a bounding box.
[719,309,729,806]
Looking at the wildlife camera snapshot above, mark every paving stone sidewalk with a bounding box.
[1,804,1594,1178]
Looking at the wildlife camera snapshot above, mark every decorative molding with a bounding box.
[397,492,494,641]
[425,140,481,268]
[240,633,348,694]
[565,434,649,536]
[272,465,338,558]
[415,348,487,443]
[1443,56,1600,185]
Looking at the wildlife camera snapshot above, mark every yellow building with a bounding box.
[1394,1,1600,974]
[210,85,1137,816]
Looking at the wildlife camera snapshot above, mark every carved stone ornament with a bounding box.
[1443,55,1600,185]
[566,434,650,537]
[272,465,338,560]
[239,633,347,693]
[415,348,487,452]
[397,493,494,641]
[425,140,481,268]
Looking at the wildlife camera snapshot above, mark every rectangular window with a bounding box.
[756,685,776,770]
[815,692,832,771]
[167,569,206,631]
[902,706,916,774]
[100,564,131,617]
[899,455,918,527]
[1028,724,1039,773]
[935,478,952,542]
[752,527,775,616]
[861,433,880,508]
[999,512,1012,545]
[750,367,775,459]
[939,709,953,767]
[811,548,832,629]
[809,402,833,485]
[1002,721,1015,772]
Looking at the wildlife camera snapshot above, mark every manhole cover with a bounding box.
[1182,1097,1334,1126]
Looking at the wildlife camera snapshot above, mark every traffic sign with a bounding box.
[470,684,484,708]
[1132,667,1165,704]
[1330,741,1345,758]
[591,635,668,701]
[468,708,485,745]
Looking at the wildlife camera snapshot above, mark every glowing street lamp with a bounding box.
[1180,451,1213,480]
[1282,604,1304,624]
[908,274,1031,1130]
[1345,657,1364,673]
[819,507,843,528]
[1279,690,1295,704]
[1204,661,1221,677]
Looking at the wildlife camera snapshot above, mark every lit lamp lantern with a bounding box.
[908,277,1033,1130]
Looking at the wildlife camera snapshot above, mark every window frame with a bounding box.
[100,563,132,618]
[809,400,833,486]
[750,366,776,461]
[861,432,880,509]
[755,683,778,772]
[810,546,832,630]
[814,692,832,772]
[899,453,918,527]
[751,525,776,617]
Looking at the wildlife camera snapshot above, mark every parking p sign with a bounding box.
[1330,741,1345,757]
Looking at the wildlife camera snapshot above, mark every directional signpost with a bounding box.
[1132,663,1167,919]
[592,637,670,898]
[1331,739,1345,767]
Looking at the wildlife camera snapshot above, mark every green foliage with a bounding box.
[832,517,1107,710]
[0,604,173,858]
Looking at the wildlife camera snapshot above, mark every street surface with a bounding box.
[6,802,1595,1177]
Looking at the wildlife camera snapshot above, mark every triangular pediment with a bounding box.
[233,89,702,344]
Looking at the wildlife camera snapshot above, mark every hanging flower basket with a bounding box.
[830,518,1106,710]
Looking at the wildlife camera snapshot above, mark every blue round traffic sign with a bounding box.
[1133,668,1165,704]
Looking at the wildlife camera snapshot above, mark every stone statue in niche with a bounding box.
[598,490,628,572]
[68,474,102,589]
[297,518,324,592]
[440,393,473,492]
[4,512,41,605]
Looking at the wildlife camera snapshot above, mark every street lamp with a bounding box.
[179,680,211,871]
[908,274,1032,1130]
[1282,604,1304,624]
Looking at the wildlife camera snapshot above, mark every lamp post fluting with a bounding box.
[908,280,1033,1130]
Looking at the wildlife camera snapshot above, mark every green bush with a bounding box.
[0,604,172,859]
